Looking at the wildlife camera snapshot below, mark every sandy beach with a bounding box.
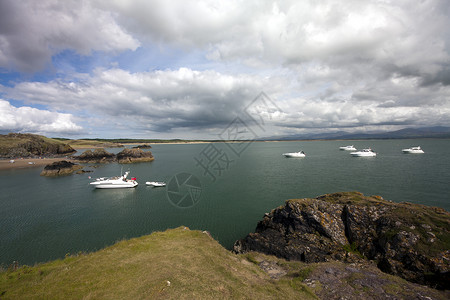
[0,158,74,171]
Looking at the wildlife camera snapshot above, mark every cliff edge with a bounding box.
[233,192,450,290]
[2,227,448,299]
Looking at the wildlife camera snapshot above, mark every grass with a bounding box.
[0,227,316,299]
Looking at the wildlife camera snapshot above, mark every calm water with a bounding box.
[1,139,449,266]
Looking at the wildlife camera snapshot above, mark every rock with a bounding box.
[132,144,152,149]
[40,160,83,176]
[73,148,154,164]
[116,148,154,164]
[233,192,450,290]
[74,148,116,163]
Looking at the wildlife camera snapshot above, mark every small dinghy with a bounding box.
[146,181,166,187]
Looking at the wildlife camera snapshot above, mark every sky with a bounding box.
[1,0,450,139]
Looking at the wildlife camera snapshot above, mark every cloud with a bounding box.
[1,0,450,138]
[104,0,450,85]
[0,99,83,135]
[3,68,273,135]
[0,0,139,72]
[4,65,450,139]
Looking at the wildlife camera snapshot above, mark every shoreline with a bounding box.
[0,158,74,171]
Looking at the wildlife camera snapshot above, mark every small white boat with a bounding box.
[282,151,306,158]
[350,148,376,157]
[90,171,138,189]
[339,145,356,151]
[146,181,166,187]
[402,146,424,154]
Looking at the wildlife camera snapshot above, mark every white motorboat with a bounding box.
[90,171,138,189]
[146,181,166,187]
[350,148,376,157]
[402,146,424,154]
[339,145,356,151]
[282,151,306,158]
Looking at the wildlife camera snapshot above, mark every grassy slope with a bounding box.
[0,134,64,149]
[0,227,315,299]
[65,139,124,148]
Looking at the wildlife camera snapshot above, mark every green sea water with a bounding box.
[1,139,449,266]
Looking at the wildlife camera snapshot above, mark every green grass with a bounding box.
[0,227,316,299]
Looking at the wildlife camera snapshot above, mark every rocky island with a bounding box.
[74,148,116,163]
[233,191,450,290]
[73,148,154,164]
[132,144,152,149]
[116,148,154,163]
[40,160,83,176]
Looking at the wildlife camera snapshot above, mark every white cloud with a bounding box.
[0,99,83,135]
[103,0,450,84]
[4,65,450,139]
[1,0,450,138]
[0,0,139,72]
[3,68,272,135]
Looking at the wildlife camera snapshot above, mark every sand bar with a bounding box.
[0,158,74,171]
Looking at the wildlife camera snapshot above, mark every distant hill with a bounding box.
[269,126,450,141]
[0,133,76,158]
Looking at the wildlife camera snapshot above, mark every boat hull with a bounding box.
[146,181,166,187]
[339,146,356,151]
[402,149,424,154]
[90,182,138,189]
[350,153,376,157]
[88,183,138,189]
[282,152,305,158]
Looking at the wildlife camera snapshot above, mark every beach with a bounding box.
[0,158,73,171]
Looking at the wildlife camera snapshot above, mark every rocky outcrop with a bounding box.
[40,160,83,176]
[233,192,450,290]
[116,148,154,163]
[74,148,154,164]
[132,144,152,149]
[74,148,116,163]
[0,133,76,158]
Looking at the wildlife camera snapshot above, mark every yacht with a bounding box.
[146,181,166,187]
[282,151,306,158]
[402,146,424,154]
[350,148,376,157]
[339,145,356,151]
[90,171,138,189]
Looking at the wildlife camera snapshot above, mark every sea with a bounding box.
[1,139,449,266]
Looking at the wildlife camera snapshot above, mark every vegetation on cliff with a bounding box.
[0,133,75,158]
[64,139,124,148]
[234,192,450,290]
[1,227,448,300]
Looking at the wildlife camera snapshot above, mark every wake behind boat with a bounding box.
[282,151,306,158]
[339,145,356,151]
[350,148,376,157]
[402,146,424,154]
[90,171,138,189]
